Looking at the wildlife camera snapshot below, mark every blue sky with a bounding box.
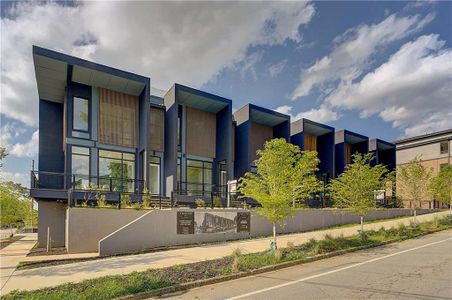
[1,1,451,186]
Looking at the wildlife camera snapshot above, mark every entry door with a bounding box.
[149,156,160,195]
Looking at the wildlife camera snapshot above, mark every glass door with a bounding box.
[149,156,160,195]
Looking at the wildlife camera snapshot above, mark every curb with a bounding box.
[116,227,446,300]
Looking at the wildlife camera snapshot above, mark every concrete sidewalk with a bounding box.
[1,211,450,294]
[0,234,37,293]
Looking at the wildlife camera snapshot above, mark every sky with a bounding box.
[1,1,451,187]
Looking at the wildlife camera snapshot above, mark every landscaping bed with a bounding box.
[4,216,451,300]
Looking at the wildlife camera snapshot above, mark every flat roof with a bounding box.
[173,84,231,113]
[33,46,149,103]
[393,128,452,145]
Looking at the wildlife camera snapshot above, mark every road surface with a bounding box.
[160,229,452,300]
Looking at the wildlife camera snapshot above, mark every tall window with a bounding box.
[71,146,90,188]
[186,160,212,195]
[149,156,160,195]
[440,141,449,154]
[73,97,89,132]
[99,150,135,192]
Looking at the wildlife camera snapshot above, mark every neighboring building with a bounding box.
[30,46,398,249]
[369,139,396,170]
[233,104,290,179]
[290,118,335,180]
[394,129,452,208]
[334,130,369,176]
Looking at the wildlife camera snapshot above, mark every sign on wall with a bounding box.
[177,211,251,234]
[236,212,251,232]
[177,211,194,234]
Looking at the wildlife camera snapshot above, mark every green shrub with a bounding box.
[213,196,222,208]
[120,194,131,208]
[96,194,108,208]
[195,198,206,208]
[142,188,152,209]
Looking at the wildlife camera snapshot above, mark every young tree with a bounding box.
[397,157,432,225]
[329,153,389,234]
[430,165,452,216]
[238,138,321,250]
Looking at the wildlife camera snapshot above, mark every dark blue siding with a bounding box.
[273,121,290,141]
[317,132,335,178]
[38,100,64,189]
[214,105,233,185]
[234,121,250,179]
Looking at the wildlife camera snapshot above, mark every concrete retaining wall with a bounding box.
[97,208,437,256]
[38,201,67,247]
[66,208,147,253]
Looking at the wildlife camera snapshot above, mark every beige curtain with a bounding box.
[303,133,317,151]
[99,88,138,148]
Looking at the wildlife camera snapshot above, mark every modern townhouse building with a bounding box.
[30,46,400,249]
[163,84,234,200]
[334,129,369,176]
[290,118,335,180]
[394,129,452,208]
[233,104,290,179]
[369,139,396,170]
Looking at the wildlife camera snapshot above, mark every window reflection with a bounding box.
[99,150,135,192]
[71,146,90,189]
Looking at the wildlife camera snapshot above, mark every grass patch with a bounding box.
[4,216,451,300]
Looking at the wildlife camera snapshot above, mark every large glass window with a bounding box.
[73,97,89,132]
[99,150,135,192]
[71,146,90,189]
[149,156,160,195]
[186,159,212,195]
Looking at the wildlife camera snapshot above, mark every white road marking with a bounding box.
[228,237,452,300]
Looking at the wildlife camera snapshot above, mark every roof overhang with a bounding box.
[336,129,368,144]
[291,118,334,136]
[234,104,290,127]
[175,84,231,113]
[33,46,148,103]
[369,138,395,151]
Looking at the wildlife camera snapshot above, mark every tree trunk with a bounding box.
[413,209,417,227]
[272,222,277,251]
[449,203,451,217]
[360,216,364,233]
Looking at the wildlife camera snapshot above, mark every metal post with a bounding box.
[46,226,50,252]
[118,192,121,209]
[109,177,113,192]
[171,191,174,208]
[159,194,162,209]
[211,191,214,209]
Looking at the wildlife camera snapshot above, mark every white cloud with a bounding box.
[0,171,29,186]
[326,34,452,137]
[275,104,339,124]
[267,59,288,77]
[9,130,39,158]
[1,1,315,126]
[291,12,434,99]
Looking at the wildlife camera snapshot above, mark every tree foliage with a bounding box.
[0,181,37,228]
[430,165,452,208]
[397,157,432,209]
[329,153,389,216]
[238,138,321,224]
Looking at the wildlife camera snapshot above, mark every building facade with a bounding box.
[395,129,452,208]
[30,47,397,248]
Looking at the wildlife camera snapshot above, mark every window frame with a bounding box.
[185,158,213,195]
[72,96,90,135]
[98,149,136,192]
[71,146,91,188]
[149,156,161,195]
[440,141,449,155]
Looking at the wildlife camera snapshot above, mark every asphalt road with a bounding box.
[159,230,452,300]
